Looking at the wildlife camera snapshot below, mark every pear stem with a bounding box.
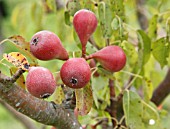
[82,45,86,58]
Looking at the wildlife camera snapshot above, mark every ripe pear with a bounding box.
[30,30,69,61]
[88,46,126,72]
[60,58,91,89]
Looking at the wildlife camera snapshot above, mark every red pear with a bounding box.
[30,30,69,61]
[26,66,56,98]
[87,46,126,72]
[73,9,98,57]
[60,58,91,89]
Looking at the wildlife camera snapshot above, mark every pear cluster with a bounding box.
[26,9,126,99]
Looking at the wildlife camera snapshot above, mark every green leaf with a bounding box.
[98,2,114,38]
[66,0,81,16]
[111,0,125,21]
[75,83,93,116]
[137,30,151,67]
[152,37,170,68]
[64,11,71,26]
[143,78,153,102]
[123,90,160,129]
[121,41,138,67]
[148,15,158,40]
[123,90,144,129]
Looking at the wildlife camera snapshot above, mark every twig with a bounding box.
[0,68,25,84]
[0,99,38,129]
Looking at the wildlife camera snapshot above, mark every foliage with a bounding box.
[0,0,170,129]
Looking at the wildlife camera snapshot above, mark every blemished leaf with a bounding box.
[152,37,170,68]
[123,90,144,129]
[10,67,26,89]
[148,14,158,40]
[75,83,93,116]
[111,0,125,21]
[0,36,38,66]
[98,2,114,38]
[3,52,30,71]
[137,30,151,67]
[143,78,153,103]
[8,35,30,51]
[52,86,65,104]
[123,90,160,129]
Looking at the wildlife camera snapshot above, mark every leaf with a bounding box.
[75,83,93,116]
[143,78,153,103]
[8,35,30,51]
[148,15,158,40]
[98,2,114,38]
[137,30,151,67]
[0,36,38,66]
[111,0,125,21]
[123,90,160,129]
[3,52,30,71]
[64,11,71,26]
[66,0,81,16]
[121,41,138,67]
[152,37,170,68]
[10,67,26,89]
[123,90,144,129]
[52,86,65,104]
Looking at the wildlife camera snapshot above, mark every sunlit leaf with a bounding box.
[10,67,26,89]
[148,14,158,40]
[137,30,151,67]
[75,83,93,116]
[3,52,30,71]
[152,37,170,68]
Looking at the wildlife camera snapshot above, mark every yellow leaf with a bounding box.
[3,52,29,71]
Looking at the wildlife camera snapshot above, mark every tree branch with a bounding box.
[151,69,170,106]
[0,72,82,129]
